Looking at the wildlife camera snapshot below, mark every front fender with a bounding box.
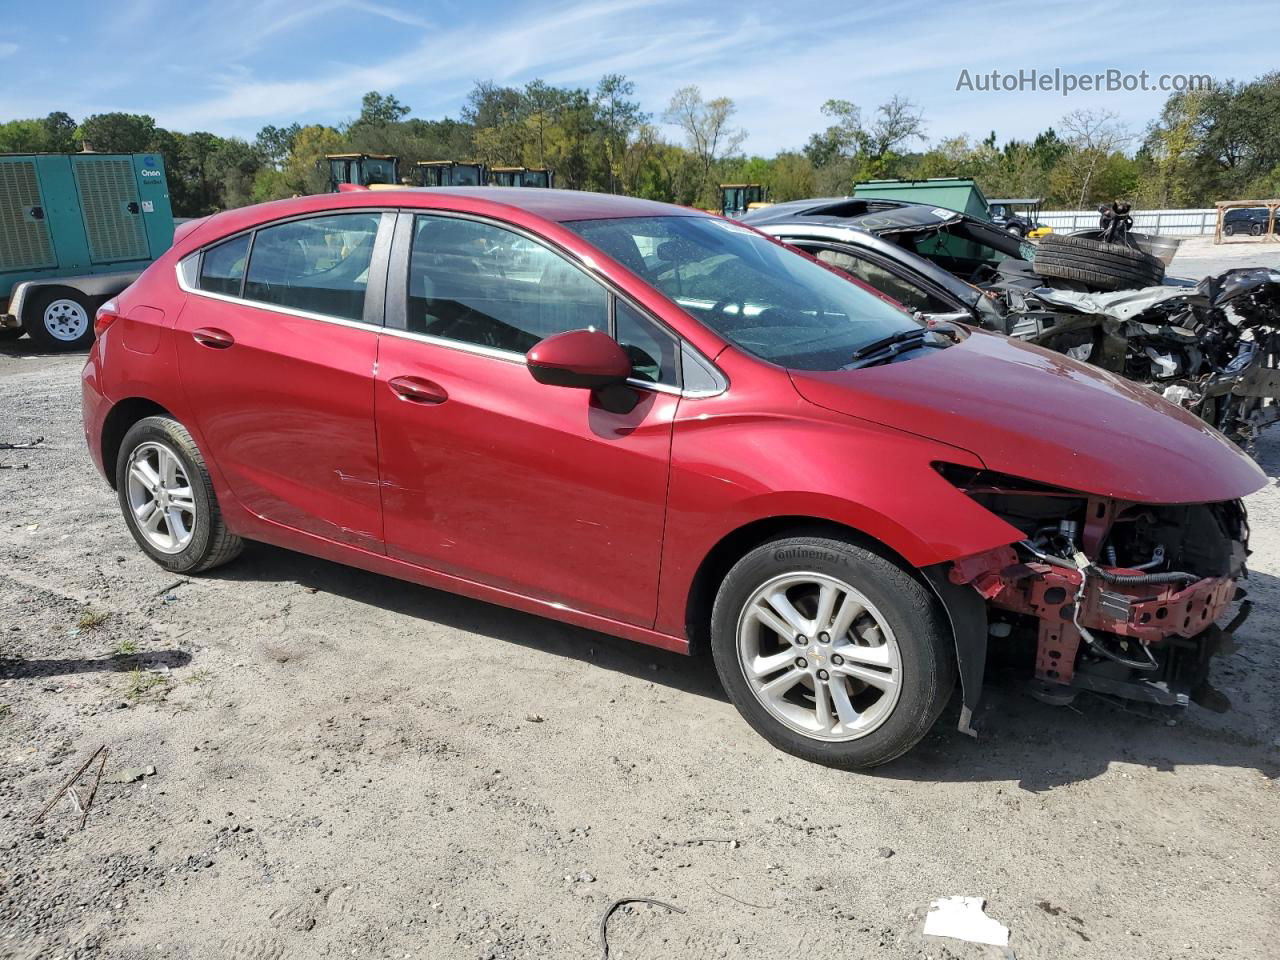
[654,386,1024,638]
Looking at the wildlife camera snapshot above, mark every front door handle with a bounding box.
[192,327,235,349]
[388,375,448,404]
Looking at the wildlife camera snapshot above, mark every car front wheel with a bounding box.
[115,416,243,573]
[711,535,956,769]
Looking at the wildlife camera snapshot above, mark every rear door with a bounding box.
[373,212,679,625]
[174,210,393,551]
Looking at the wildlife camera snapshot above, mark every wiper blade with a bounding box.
[847,328,953,369]
[849,327,929,361]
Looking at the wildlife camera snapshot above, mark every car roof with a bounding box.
[173,187,708,255]
[742,197,963,233]
[393,187,696,222]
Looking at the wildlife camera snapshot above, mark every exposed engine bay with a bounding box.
[940,466,1252,714]
[988,268,1280,444]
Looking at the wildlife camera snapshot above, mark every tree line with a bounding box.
[2,72,1277,219]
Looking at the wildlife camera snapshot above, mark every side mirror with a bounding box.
[526,329,631,389]
[526,329,639,414]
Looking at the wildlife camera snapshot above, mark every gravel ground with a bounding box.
[2,287,1279,959]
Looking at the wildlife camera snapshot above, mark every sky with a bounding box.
[0,0,1274,154]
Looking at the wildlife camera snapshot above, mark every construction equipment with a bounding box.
[719,183,767,219]
[1,152,174,349]
[414,160,487,187]
[321,153,400,192]
[988,198,1052,238]
[489,166,554,188]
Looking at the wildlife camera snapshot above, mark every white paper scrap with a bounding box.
[922,896,1010,947]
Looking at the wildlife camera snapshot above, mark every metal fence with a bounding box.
[1038,208,1217,236]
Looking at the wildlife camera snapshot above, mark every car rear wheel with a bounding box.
[116,416,243,574]
[24,289,95,351]
[710,535,956,769]
[1224,223,1236,237]
[1250,223,1264,237]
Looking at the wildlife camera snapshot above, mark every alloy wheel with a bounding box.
[735,572,902,742]
[125,442,196,554]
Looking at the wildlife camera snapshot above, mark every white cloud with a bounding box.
[2,0,1275,152]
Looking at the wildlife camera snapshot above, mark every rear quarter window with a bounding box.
[198,234,250,297]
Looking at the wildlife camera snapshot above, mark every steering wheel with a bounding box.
[706,298,749,326]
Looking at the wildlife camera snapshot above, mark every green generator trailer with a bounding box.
[1,152,175,349]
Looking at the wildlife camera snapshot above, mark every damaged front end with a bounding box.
[996,268,1280,444]
[938,465,1252,720]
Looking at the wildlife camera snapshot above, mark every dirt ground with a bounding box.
[2,266,1279,958]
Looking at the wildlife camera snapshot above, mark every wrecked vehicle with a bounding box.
[85,188,1265,769]
[743,200,1280,444]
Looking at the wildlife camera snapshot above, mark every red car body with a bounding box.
[82,188,1265,734]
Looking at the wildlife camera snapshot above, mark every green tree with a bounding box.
[76,112,157,152]
[356,91,411,126]
[255,123,302,168]
[42,112,79,152]
[595,74,647,193]
[663,86,745,206]
[0,118,52,152]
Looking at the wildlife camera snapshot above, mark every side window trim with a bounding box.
[177,210,396,329]
[383,208,726,397]
[804,242,963,313]
[238,230,256,300]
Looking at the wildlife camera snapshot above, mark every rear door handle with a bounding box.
[192,327,235,349]
[388,375,448,404]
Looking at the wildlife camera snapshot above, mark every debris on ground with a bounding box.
[0,436,44,450]
[922,896,1010,947]
[598,897,686,960]
[105,765,157,785]
[32,744,107,826]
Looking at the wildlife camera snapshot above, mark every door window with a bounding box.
[615,300,679,386]
[243,213,381,321]
[407,215,607,354]
[812,247,954,314]
[199,234,251,297]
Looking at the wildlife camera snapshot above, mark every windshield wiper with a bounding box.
[847,328,951,369]
[849,327,930,362]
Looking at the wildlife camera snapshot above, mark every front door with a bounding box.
[174,211,390,551]
[374,213,680,626]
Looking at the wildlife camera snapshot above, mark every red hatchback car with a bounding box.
[83,188,1265,768]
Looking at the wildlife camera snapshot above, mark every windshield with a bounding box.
[564,215,919,370]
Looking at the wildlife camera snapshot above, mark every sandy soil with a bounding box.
[2,322,1278,959]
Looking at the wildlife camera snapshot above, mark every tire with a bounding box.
[115,416,243,574]
[1006,225,1025,238]
[23,289,95,351]
[1250,223,1263,237]
[1034,234,1164,291]
[1224,224,1236,237]
[710,535,956,769]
